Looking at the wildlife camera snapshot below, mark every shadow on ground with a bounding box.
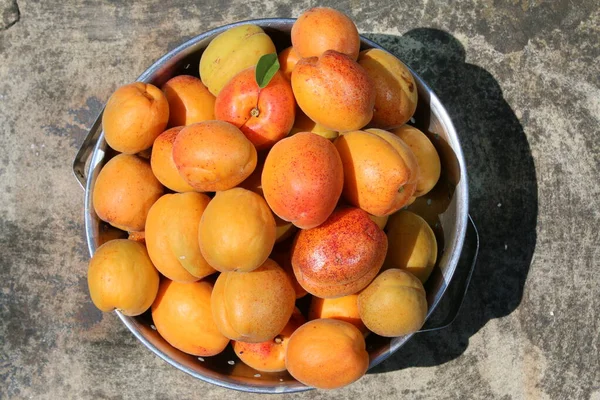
[363,29,538,372]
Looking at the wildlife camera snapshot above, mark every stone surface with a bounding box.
[0,1,598,399]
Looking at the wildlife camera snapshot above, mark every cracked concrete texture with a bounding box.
[0,0,598,399]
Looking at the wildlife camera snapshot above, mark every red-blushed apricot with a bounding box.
[211,259,296,343]
[93,154,164,232]
[358,268,428,337]
[145,192,216,283]
[285,319,369,389]
[172,120,257,192]
[291,50,375,132]
[161,75,215,127]
[233,308,306,372]
[291,7,360,60]
[88,239,159,316]
[262,132,344,229]
[102,82,169,154]
[150,126,196,192]
[151,279,229,356]
[358,49,418,129]
[215,68,295,150]
[199,188,276,272]
[291,207,387,298]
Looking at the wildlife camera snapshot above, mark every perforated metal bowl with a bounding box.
[73,18,475,393]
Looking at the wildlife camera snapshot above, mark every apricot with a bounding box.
[392,125,441,196]
[93,154,164,232]
[102,82,169,154]
[334,130,415,216]
[151,279,229,356]
[238,162,298,243]
[289,109,338,140]
[161,75,215,127]
[233,308,305,372]
[262,132,343,229]
[291,7,360,60]
[172,120,257,192]
[215,68,295,150]
[278,46,301,81]
[87,239,159,316]
[145,192,216,282]
[292,50,375,132]
[286,319,368,389]
[211,259,296,343]
[150,127,195,192]
[358,49,418,129]
[358,268,427,337]
[200,24,276,96]
[308,294,368,334]
[291,207,387,298]
[384,210,437,283]
[366,128,420,207]
[199,188,275,272]
[368,214,389,230]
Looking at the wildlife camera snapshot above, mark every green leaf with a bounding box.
[255,53,280,89]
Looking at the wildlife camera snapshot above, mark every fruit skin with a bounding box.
[383,211,437,283]
[199,24,276,96]
[366,128,420,210]
[233,308,306,372]
[151,279,229,356]
[358,268,428,337]
[87,239,159,316]
[199,188,276,272]
[150,127,196,193]
[262,132,344,229]
[392,125,441,197]
[291,50,375,132]
[215,68,295,150]
[278,46,301,81]
[291,7,360,60]
[308,294,368,334]
[102,82,169,154]
[291,207,387,298]
[285,319,369,389]
[211,259,296,343]
[289,109,338,140]
[93,154,164,232]
[334,130,416,216]
[172,120,257,192]
[161,75,215,127]
[358,49,418,129]
[145,192,216,282]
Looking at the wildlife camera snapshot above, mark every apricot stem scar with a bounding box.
[250,107,260,117]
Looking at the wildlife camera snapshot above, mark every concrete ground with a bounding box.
[1,0,598,399]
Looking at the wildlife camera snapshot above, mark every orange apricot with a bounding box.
[102,82,169,154]
[161,75,215,127]
[150,126,196,192]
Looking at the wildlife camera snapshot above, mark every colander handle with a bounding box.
[418,214,479,333]
[72,110,104,190]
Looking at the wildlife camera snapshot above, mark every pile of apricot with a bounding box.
[87,7,444,390]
